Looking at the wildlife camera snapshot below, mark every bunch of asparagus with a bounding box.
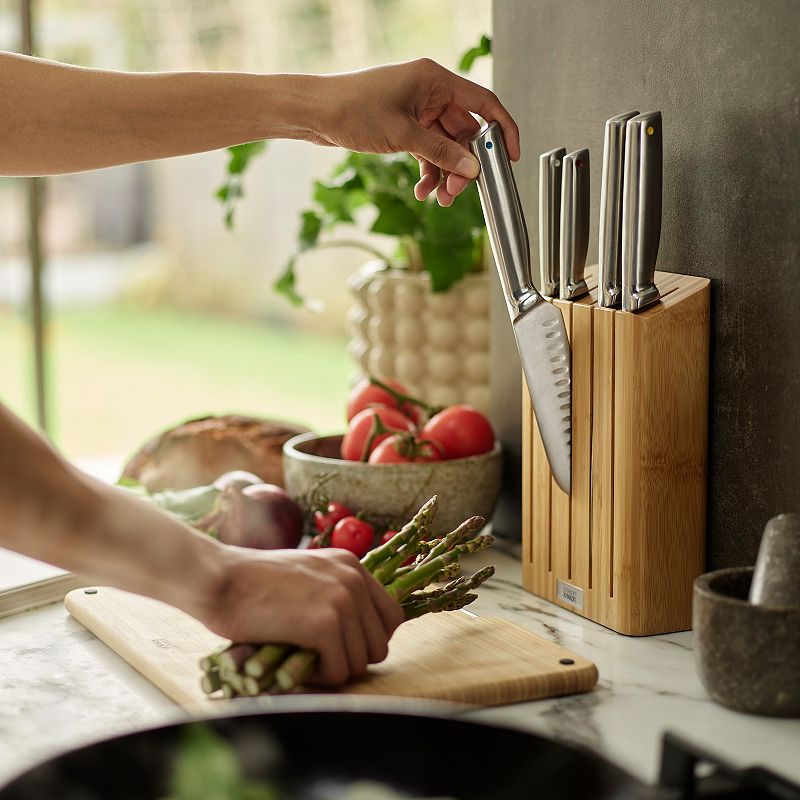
[200,495,495,698]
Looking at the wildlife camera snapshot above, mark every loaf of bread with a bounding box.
[120,415,310,491]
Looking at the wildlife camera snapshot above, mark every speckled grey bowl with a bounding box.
[282,432,502,533]
[693,567,800,717]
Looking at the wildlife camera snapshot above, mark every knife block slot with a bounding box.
[521,266,710,635]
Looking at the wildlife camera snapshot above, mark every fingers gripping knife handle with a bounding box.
[470,122,572,494]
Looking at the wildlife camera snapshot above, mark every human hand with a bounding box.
[309,58,520,207]
[199,546,404,686]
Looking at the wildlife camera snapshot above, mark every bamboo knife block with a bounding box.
[521,266,710,635]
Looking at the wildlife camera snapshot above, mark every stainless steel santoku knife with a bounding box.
[598,111,639,308]
[538,148,566,297]
[621,111,662,312]
[469,122,571,494]
[559,149,590,301]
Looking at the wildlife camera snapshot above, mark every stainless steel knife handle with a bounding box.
[560,149,590,301]
[598,111,639,308]
[622,111,662,312]
[538,148,566,297]
[469,121,543,320]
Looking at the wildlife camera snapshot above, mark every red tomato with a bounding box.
[346,377,421,424]
[340,406,415,461]
[421,405,495,459]
[313,501,353,535]
[368,434,443,464]
[380,530,399,545]
[330,516,374,558]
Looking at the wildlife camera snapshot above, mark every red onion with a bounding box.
[198,484,304,550]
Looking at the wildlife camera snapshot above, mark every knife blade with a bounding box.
[538,147,566,297]
[621,111,662,312]
[469,122,571,494]
[559,149,590,301]
[598,111,639,308]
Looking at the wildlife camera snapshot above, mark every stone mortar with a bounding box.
[693,567,800,717]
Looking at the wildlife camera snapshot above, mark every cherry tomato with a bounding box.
[346,377,421,424]
[421,405,495,459]
[340,405,415,461]
[313,501,353,535]
[330,516,375,558]
[368,434,443,464]
[380,530,398,545]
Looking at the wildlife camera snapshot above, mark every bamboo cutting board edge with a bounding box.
[65,587,598,711]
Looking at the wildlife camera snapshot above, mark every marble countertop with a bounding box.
[1,545,799,791]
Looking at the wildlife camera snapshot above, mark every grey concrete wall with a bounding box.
[490,0,800,568]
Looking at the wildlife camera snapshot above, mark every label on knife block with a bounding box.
[557,580,584,610]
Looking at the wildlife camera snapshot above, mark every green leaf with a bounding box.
[297,210,322,251]
[355,152,418,195]
[214,142,267,230]
[416,186,484,291]
[168,723,278,800]
[422,187,482,245]
[242,783,278,800]
[325,165,364,191]
[370,192,420,237]
[273,258,305,307]
[313,181,355,224]
[419,238,475,292]
[226,141,267,175]
[458,34,492,73]
[169,723,245,800]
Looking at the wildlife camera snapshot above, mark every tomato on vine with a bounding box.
[313,501,353,535]
[340,405,416,461]
[330,516,375,558]
[368,433,443,464]
[421,405,495,459]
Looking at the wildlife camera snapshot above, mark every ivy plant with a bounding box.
[216,35,493,308]
[215,140,267,230]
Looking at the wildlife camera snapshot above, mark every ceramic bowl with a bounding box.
[693,567,800,717]
[282,432,502,533]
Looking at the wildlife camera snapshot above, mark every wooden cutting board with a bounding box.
[65,586,597,710]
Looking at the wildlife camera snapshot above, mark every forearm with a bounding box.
[0,403,224,620]
[0,51,321,176]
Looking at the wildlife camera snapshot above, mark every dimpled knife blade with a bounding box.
[469,122,571,494]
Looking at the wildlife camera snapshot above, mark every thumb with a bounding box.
[409,126,480,180]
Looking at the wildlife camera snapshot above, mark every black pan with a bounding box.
[0,706,796,799]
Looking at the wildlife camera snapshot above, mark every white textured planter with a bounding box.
[346,263,491,413]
